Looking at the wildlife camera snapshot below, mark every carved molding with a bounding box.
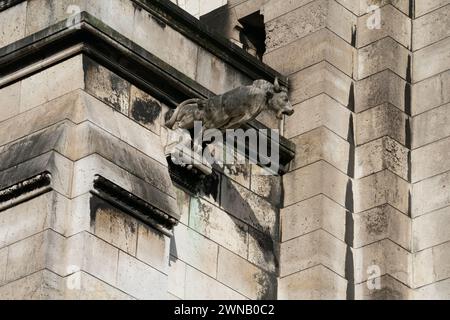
[91,175,178,236]
[0,172,52,211]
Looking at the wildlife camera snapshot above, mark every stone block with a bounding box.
[413,37,450,83]
[413,4,450,50]
[189,197,248,258]
[133,6,199,79]
[83,57,130,115]
[136,224,170,274]
[0,192,66,248]
[196,48,252,95]
[412,136,450,182]
[413,170,450,217]
[0,82,20,122]
[263,0,314,22]
[184,265,247,300]
[5,230,65,283]
[264,28,355,76]
[357,5,411,49]
[247,227,277,274]
[0,270,64,300]
[66,232,120,286]
[0,247,7,286]
[278,265,347,300]
[117,251,167,300]
[171,223,218,278]
[285,94,351,141]
[413,206,450,251]
[129,86,162,135]
[220,177,278,237]
[415,0,450,18]
[355,37,410,80]
[413,103,450,148]
[414,278,450,300]
[356,136,409,179]
[250,165,282,207]
[355,170,410,214]
[355,70,406,113]
[92,200,139,256]
[65,271,134,300]
[168,257,186,299]
[354,204,411,250]
[283,161,349,208]
[411,70,450,116]
[290,62,353,106]
[20,55,84,112]
[414,241,450,287]
[355,274,411,300]
[0,1,26,48]
[217,248,276,300]
[290,127,350,173]
[174,187,190,225]
[355,103,407,146]
[281,195,346,242]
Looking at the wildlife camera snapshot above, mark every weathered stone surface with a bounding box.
[290,62,353,106]
[220,177,278,237]
[66,271,134,300]
[355,275,411,300]
[281,195,346,242]
[217,248,276,300]
[189,197,248,258]
[0,82,20,122]
[5,230,65,283]
[413,170,450,217]
[354,204,411,249]
[355,37,410,80]
[129,86,162,135]
[117,251,167,300]
[413,4,450,50]
[284,161,349,208]
[355,70,406,113]
[20,55,84,112]
[174,187,190,225]
[264,28,355,76]
[0,270,64,300]
[356,136,409,179]
[413,37,450,83]
[415,0,450,18]
[66,232,119,286]
[0,247,7,286]
[291,127,350,173]
[278,265,347,300]
[285,94,351,140]
[414,277,450,300]
[263,0,313,22]
[414,241,450,287]
[171,223,218,278]
[185,265,247,300]
[168,257,186,299]
[250,165,282,206]
[413,206,450,251]
[412,136,450,182]
[412,103,450,148]
[411,70,450,116]
[93,201,138,256]
[355,170,410,214]
[247,227,277,274]
[0,192,66,249]
[355,103,407,146]
[0,1,26,48]
[136,224,170,274]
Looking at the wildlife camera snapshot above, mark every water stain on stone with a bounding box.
[131,97,162,125]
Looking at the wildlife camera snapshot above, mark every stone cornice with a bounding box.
[91,175,177,236]
[0,172,52,211]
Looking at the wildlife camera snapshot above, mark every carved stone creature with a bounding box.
[165,78,294,130]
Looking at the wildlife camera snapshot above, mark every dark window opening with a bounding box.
[238,11,266,61]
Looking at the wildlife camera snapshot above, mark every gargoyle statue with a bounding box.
[164,77,294,175]
[165,77,294,131]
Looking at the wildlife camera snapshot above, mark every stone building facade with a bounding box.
[0,0,449,300]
